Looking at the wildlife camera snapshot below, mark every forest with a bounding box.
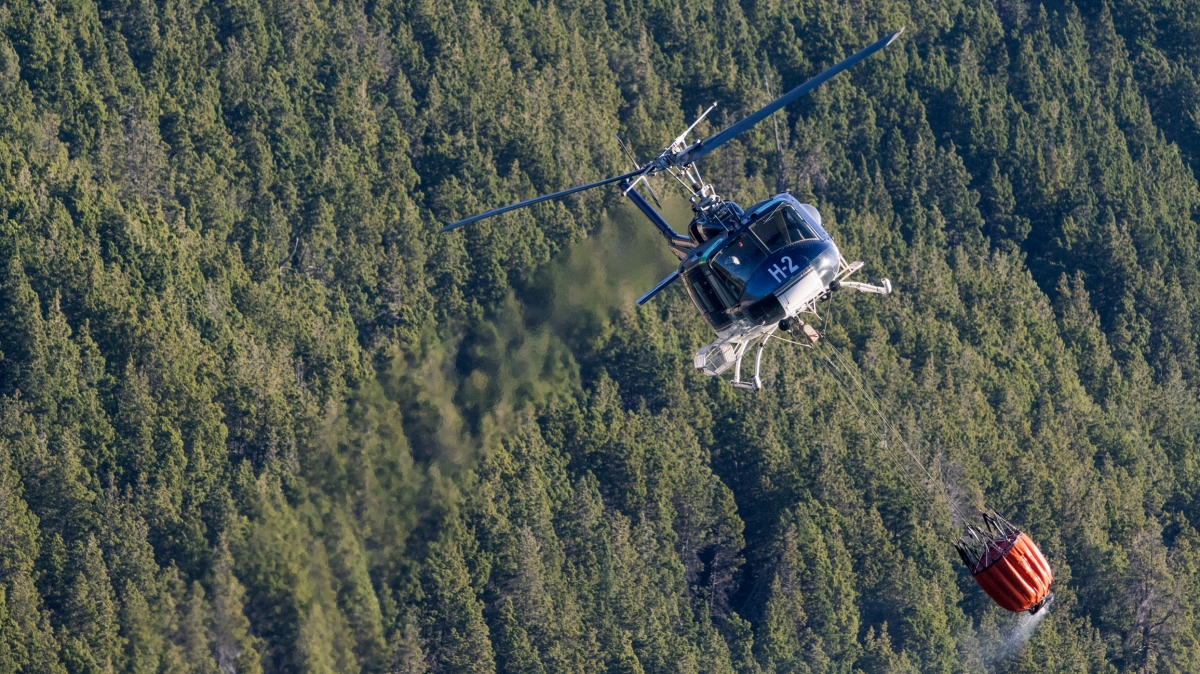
[1,0,1199,671]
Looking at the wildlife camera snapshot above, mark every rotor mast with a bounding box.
[648,107,723,216]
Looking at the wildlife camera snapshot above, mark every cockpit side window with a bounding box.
[750,205,819,251]
[750,209,790,251]
[711,234,767,295]
[782,206,818,242]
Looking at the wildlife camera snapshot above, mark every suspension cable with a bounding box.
[815,350,935,504]
[818,338,969,524]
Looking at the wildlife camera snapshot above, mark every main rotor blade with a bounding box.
[440,168,646,232]
[676,29,902,166]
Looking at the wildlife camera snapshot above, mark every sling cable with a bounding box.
[813,339,1053,615]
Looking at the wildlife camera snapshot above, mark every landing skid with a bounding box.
[729,320,823,390]
[694,259,892,391]
[730,331,771,390]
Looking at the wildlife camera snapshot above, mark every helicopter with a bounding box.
[442,30,903,390]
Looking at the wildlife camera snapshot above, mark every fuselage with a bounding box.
[677,194,839,338]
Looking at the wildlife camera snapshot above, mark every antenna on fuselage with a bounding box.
[764,69,789,194]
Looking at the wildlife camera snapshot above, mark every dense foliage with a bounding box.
[1,0,1199,671]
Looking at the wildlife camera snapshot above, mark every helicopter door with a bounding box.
[711,235,768,296]
[684,269,733,330]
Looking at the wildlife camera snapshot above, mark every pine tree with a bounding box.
[491,598,545,674]
[209,539,264,674]
[421,517,496,674]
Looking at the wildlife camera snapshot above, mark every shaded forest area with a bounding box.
[1,0,1199,671]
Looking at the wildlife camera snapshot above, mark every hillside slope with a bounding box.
[0,0,1198,672]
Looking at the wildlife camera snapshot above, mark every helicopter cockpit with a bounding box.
[712,202,823,289]
[680,197,838,332]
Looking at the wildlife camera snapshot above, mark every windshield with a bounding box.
[750,205,818,251]
[711,234,767,295]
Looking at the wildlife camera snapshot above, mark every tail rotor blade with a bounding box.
[636,269,680,305]
[676,29,902,166]
[616,135,664,209]
[640,175,664,209]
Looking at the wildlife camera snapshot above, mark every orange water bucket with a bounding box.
[969,531,1053,613]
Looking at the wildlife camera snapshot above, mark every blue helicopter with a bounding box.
[443,30,902,389]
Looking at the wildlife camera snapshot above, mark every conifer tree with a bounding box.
[421,517,496,674]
